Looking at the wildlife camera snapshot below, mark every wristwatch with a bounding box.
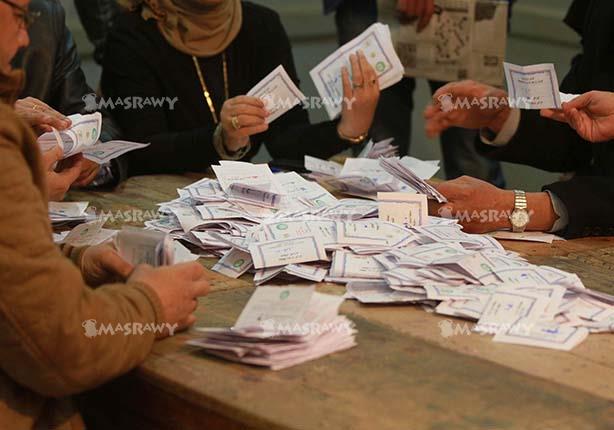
[509,190,530,233]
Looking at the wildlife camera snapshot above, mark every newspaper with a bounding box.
[378,0,509,86]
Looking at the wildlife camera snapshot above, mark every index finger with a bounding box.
[540,109,568,123]
[39,114,72,131]
[419,0,435,31]
[230,96,265,108]
[103,250,134,279]
[561,92,592,112]
[191,280,211,298]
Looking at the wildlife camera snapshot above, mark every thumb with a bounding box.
[562,92,592,112]
[57,158,84,185]
[102,251,134,280]
[41,146,63,170]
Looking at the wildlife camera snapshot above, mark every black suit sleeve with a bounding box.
[476,110,593,172]
[545,176,614,238]
[253,10,351,162]
[101,25,220,176]
[476,110,614,238]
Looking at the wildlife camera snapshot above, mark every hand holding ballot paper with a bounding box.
[540,90,614,143]
[310,23,400,120]
[38,112,150,163]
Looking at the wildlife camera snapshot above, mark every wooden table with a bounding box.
[69,176,614,430]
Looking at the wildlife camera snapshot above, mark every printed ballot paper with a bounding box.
[310,23,404,119]
[503,62,579,110]
[38,112,149,162]
[116,227,174,267]
[39,112,102,158]
[378,192,428,227]
[188,286,357,370]
[82,140,150,164]
[247,65,306,123]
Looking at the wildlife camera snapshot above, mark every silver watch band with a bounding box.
[514,190,527,210]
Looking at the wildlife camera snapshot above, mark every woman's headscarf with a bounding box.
[119,0,242,57]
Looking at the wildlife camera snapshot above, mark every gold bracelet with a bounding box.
[337,128,368,145]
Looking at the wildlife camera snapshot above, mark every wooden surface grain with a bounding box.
[69,175,614,430]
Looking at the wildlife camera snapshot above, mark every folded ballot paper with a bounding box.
[188,286,357,370]
[503,63,579,110]
[116,227,175,267]
[38,112,149,163]
[310,23,404,119]
[247,65,306,123]
[48,201,96,227]
[306,152,441,201]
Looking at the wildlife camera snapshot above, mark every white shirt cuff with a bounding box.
[479,108,521,147]
[545,190,569,233]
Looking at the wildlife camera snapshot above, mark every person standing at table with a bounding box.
[0,1,211,428]
[423,0,614,238]
[101,0,381,177]
[324,0,512,187]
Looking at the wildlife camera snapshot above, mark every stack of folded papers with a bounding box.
[188,286,356,370]
[49,201,96,227]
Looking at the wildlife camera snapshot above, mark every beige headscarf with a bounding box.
[119,0,242,57]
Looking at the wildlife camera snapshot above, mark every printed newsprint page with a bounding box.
[379,0,509,86]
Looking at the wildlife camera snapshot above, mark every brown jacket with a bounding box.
[0,73,163,429]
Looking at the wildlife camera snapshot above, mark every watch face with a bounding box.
[510,209,530,227]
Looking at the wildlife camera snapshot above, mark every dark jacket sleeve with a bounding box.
[544,176,614,239]
[101,21,220,176]
[476,110,593,172]
[21,0,121,143]
[255,9,351,162]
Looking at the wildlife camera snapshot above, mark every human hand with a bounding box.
[220,96,269,152]
[337,50,380,141]
[128,262,211,338]
[397,0,436,32]
[80,244,134,287]
[73,159,101,187]
[540,91,614,143]
[424,80,510,138]
[429,176,558,234]
[42,146,83,201]
[15,97,71,135]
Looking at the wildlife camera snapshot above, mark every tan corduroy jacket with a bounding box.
[0,73,164,429]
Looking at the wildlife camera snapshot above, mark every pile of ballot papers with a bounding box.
[49,201,97,228]
[305,152,441,201]
[140,156,614,353]
[188,285,356,370]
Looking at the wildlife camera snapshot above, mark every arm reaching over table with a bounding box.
[424,80,511,138]
[541,91,614,143]
[428,176,558,234]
